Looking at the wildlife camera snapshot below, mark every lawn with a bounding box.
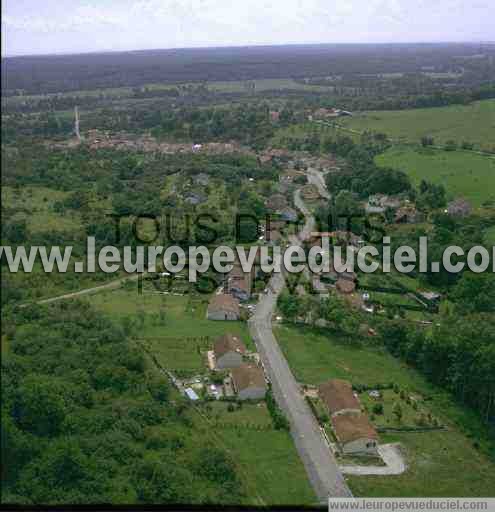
[86,287,317,505]
[339,99,495,152]
[189,402,316,504]
[207,401,273,428]
[375,146,495,207]
[359,389,441,429]
[275,324,495,497]
[86,287,253,375]
[347,430,495,497]
[217,427,316,505]
[275,324,427,388]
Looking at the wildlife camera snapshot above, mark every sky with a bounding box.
[2,0,494,56]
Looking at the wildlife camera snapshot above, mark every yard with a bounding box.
[274,324,495,497]
[86,287,253,376]
[196,401,314,504]
[359,389,442,430]
[347,430,495,497]
[86,287,316,505]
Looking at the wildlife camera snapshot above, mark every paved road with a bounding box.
[306,167,330,200]
[248,174,351,502]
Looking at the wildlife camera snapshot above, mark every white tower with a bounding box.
[74,106,81,140]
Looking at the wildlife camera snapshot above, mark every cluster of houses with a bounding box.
[365,194,473,223]
[265,193,299,223]
[446,198,472,218]
[54,129,259,158]
[365,194,424,224]
[270,107,352,123]
[208,333,267,400]
[318,379,379,456]
[300,184,321,201]
[309,108,353,121]
[307,231,360,296]
[258,147,292,165]
[207,251,265,321]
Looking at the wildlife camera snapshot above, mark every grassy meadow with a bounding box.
[85,287,253,375]
[84,287,316,505]
[2,185,84,234]
[274,324,495,497]
[338,99,495,151]
[375,146,495,207]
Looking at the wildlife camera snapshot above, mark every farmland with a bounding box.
[375,146,495,207]
[338,99,495,152]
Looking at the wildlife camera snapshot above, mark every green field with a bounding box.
[349,430,495,498]
[3,77,333,107]
[85,288,316,505]
[200,403,315,505]
[208,78,333,93]
[2,185,83,233]
[275,324,429,388]
[375,146,495,207]
[339,99,495,151]
[86,288,253,375]
[275,324,495,497]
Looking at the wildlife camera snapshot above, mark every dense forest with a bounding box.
[4,43,494,94]
[1,301,244,504]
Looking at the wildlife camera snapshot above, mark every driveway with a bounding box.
[340,443,406,476]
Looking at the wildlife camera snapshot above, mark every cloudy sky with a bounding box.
[2,0,494,56]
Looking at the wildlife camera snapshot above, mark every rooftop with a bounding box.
[332,413,379,444]
[318,379,360,415]
[214,333,246,359]
[231,364,266,392]
[208,294,240,315]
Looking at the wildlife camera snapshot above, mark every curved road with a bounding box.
[248,171,351,502]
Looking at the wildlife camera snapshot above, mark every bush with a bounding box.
[372,403,384,415]
[266,388,290,430]
[444,140,457,151]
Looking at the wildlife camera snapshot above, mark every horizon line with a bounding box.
[4,39,495,59]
